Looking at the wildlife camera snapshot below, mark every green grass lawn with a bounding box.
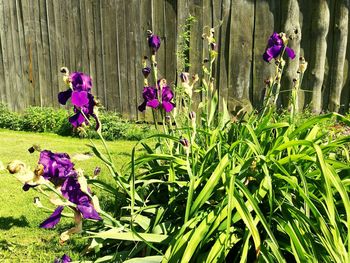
[0,129,137,262]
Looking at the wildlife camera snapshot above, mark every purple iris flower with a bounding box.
[38,150,76,185]
[58,72,98,128]
[58,72,92,107]
[54,254,72,263]
[148,34,161,53]
[61,177,101,220]
[263,32,295,62]
[138,86,175,112]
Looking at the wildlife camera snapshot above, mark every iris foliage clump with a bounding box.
[7,28,350,263]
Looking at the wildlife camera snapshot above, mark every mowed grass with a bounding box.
[0,129,137,262]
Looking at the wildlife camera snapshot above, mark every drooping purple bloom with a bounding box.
[263,32,296,62]
[54,254,72,263]
[138,86,175,112]
[142,67,151,78]
[40,206,64,228]
[61,177,101,220]
[38,150,75,185]
[148,34,161,53]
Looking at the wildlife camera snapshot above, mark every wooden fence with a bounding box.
[0,0,349,120]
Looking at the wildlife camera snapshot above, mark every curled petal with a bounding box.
[39,206,64,228]
[285,46,296,60]
[58,89,72,105]
[71,91,89,107]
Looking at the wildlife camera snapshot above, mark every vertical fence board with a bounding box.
[116,1,128,117]
[216,0,230,109]
[228,0,254,113]
[0,0,7,104]
[309,0,330,113]
[52,0,64,99]
[3,0,15,109]
[328,0,349,112]
[299,0,313,108]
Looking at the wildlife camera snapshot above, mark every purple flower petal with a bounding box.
[138,101,147,112]
[39,150,75,183]
[39,206,64,228]
[162,86,174,102]
[142,67,151,78]
[148,35,161,52]
[54,254,72,263]
[70,72,92,92]
[263,52,273,62]
[162,101,175,112]
[69,112,86,127]
[77,204,101,220]
[266,45,283,59]
[58,89,72,105]
[285,46,296,60]
[61,254,72,263]
[147,99,160,109]
[142,87,157,101]
[268,32,283,46]
[71,91,89,107]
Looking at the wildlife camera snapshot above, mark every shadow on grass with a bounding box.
[0,216,29,230]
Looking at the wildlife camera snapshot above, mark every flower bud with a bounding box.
[298,56,308,74]
[142,67,151,78]
[165,115,171,124]
[158,78,167,89]
[280,32,288,45]
[147,31,161,53]
[179,138,189,148]
[180,72,190,83]
[189,111,196,120]
[94,167,101,176]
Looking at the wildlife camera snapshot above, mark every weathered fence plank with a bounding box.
[328,0,349,112]
[309,0,330,113]
[0,0,349,117]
